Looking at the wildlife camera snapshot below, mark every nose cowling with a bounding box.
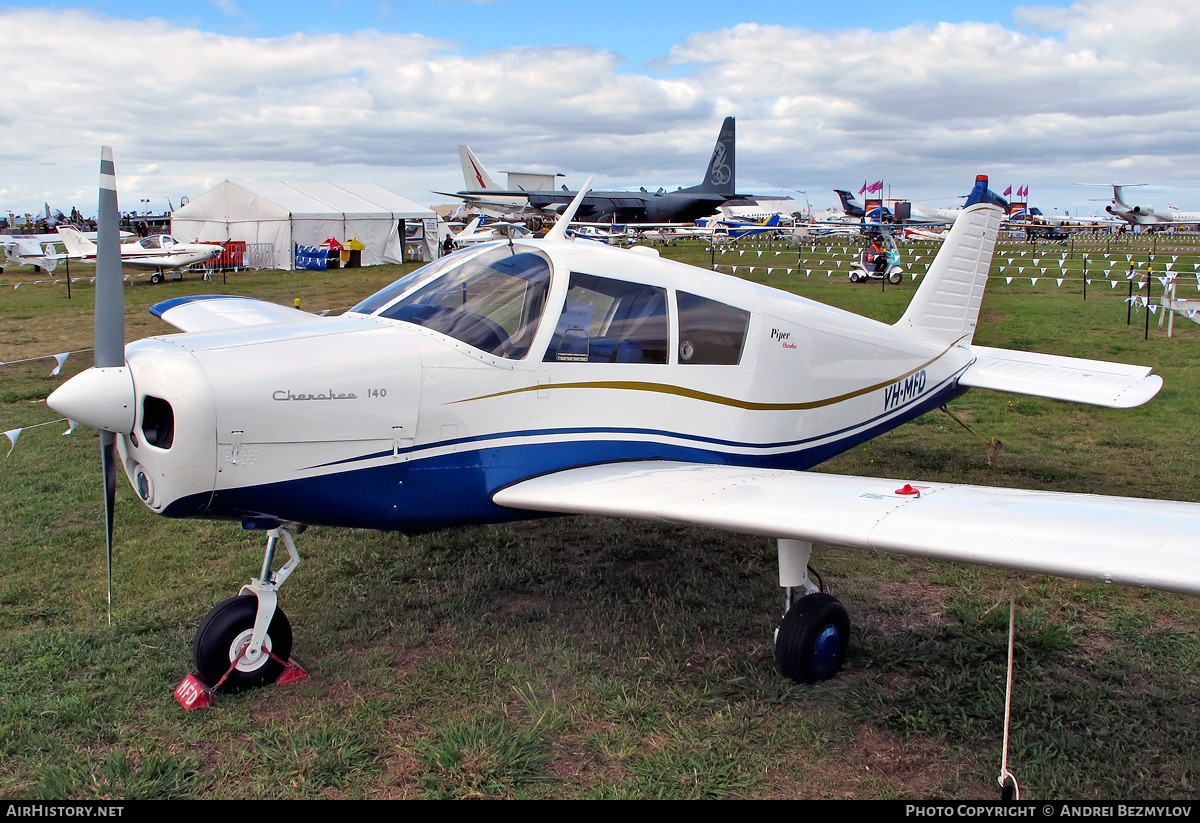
[47,366,136,433]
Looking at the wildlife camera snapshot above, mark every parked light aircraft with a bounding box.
[1100,185,1200,228]
[446,118,755,224]
[451,216,535,246]
[57,226,223,281]
[0,233,67,272]
[48,152,1200,698]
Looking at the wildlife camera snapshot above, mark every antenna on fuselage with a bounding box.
[544,177,594,243]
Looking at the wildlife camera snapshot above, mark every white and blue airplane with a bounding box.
[48,152,1200,694]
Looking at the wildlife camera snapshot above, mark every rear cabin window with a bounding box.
[544,273,668,364]
[676,291,750,365]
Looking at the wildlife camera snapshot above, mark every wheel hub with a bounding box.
[229,628,273,673]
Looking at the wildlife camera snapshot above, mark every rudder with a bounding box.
[894,176,1005,346]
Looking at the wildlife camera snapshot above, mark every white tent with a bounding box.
[171,180,438,270]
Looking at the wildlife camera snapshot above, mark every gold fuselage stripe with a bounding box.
[452,337,966,411]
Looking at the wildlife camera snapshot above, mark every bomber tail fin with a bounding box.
[894,175,1005,347]
[695,117,735,195]
[459,145,501,191]
[57,225,97,258]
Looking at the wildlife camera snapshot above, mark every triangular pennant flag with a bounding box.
[3,428,21,456]
[50,352,69,377]
[1056,279,1063,287]
[1030,278,1038,285]
[1005,277,1013,284]
[63,420,78,436]
[1110,280,1118,288]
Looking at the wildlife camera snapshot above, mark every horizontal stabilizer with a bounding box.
[149,295,324,332]
[494,461,1200,596]
[960,346,1162,408]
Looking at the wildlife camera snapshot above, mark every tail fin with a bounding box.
[834,189,864,218]
[1111,185,1129,208]
[895,175,1005,346]
[459,145,501,191]
[57,225,96,258]
[696,117,735,194]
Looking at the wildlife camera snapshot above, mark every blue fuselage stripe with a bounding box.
[167,377,967,531]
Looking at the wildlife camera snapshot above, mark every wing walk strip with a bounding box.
[451,337,968,411]
[494,461,1200,597]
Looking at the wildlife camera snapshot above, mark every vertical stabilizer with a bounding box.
[459,145,501,191]
[57,225,97,258]
[834,189,865,218]
[697,117,735,195]
[895,176,1004,346]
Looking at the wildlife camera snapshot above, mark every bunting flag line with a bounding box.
[49,352,69,376]
[2,418,77,456]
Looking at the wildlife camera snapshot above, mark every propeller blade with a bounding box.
[95,146,124,622]
[95,146,124,369]
[101,430,117,624]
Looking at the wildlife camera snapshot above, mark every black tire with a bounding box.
[848,272,860,283]
[775,593,849,684]
[150,272,163,284]
[193,594,292,692]
[888,270,903,285]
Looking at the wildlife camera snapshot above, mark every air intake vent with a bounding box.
[141,396,175,449]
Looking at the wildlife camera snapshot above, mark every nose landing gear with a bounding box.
[180,525,307,704]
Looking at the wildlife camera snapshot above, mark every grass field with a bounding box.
[1,234,1199,800]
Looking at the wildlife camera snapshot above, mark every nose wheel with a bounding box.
[191,525,303,693]
[193,594,293,692]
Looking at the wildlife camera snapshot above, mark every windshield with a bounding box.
[349,246,486,315]
[377,245,551,359]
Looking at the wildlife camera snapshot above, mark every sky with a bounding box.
[2,0,1197,221]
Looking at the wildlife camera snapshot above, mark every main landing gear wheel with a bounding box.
[150,271,163,284]
[888,270,903,285]
[193,594,292,692]
[775,592,850,684]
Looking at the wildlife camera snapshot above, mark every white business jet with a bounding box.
[49,154,1198,696]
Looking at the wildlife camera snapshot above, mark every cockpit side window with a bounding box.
[544,272,668,364]
[141,235,161,249]
[676,291,750,365]
[376,246,550,359]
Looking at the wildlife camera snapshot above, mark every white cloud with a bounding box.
[2,3,1199,217]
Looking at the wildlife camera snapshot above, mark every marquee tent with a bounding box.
[171,180,437,270]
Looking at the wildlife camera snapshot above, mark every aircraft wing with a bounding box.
[960,346,1162,408]
[149,295,323,332]
[493,461,1200,595]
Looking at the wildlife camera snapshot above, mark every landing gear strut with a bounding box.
[192,525,303,692]
[774,539,850,684]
